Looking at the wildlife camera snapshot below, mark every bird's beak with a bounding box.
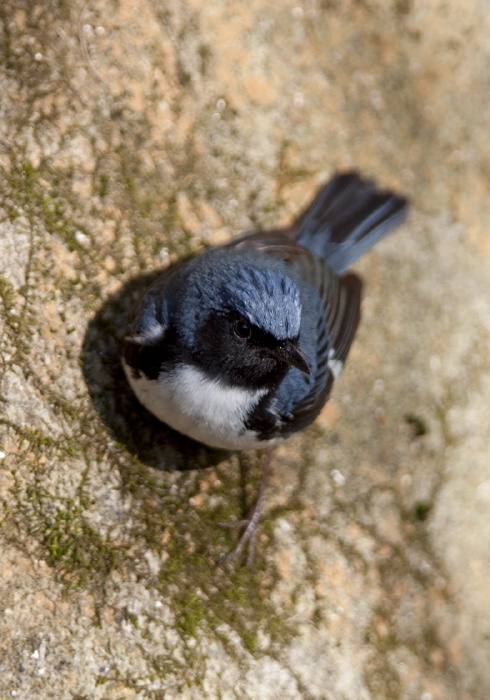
[273,340,311,375]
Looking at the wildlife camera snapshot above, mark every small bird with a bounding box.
[122,172,407,561]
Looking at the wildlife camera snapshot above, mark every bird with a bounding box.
[122,172,408,562]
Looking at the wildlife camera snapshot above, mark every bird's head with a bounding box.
[124,249,311,390]
[171,250,310,389]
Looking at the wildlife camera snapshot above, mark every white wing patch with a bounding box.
[123,361,273,450]
[130,323,166,342]
[327,348,343,380]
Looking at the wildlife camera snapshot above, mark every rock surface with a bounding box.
[0,1,489,698]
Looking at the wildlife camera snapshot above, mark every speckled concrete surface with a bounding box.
[1,1,489,698]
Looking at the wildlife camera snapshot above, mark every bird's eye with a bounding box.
[233,319,251,339]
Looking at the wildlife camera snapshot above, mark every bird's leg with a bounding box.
[217,448,273,566]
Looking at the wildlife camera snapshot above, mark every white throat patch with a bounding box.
[123,362,270,450]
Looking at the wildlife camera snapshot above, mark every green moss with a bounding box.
[0,276,16,313]
[177,594,205,636]
[99,172,110,198]
[241,630,258,654]
[414,501,432,522]
[106,455,295,660]
[24,493,121,587]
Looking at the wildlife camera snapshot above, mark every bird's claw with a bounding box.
[217,513,261,567]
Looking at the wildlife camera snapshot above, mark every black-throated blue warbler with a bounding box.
[122,172,407,561]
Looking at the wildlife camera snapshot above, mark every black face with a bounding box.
[192,310,303,390]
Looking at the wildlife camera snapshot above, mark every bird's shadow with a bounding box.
[81,266,231,472]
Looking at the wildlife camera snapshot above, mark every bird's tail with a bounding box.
[296,172,408,275]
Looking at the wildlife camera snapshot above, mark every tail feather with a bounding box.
[296,172,408,275]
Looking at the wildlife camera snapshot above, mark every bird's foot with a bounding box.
[217,510,262,567]
[216,449,273,567]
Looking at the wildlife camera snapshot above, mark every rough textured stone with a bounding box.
[0,1,489,698]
